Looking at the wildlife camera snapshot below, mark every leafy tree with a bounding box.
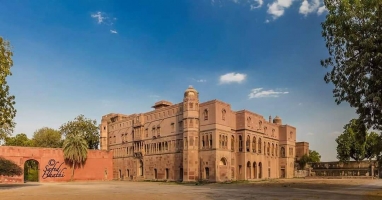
[308,150,321,163]
[0,157,22,176]
[32,127,63,148]
[298,150,321,169]
[321,0,382,131]
[60,115,99,149]
[63,134,88,181]
[298,154,310,169]
[335,119,380,162]
[4,133,33,147]
[0,37,17,142]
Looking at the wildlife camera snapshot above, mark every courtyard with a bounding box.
[1,179,382,200]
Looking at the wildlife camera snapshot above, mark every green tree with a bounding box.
[0,37,17,142]
[308,150,321,163]
[4,133,33,147]
[335,119,380,162]
[60,115,99,149]
[298,150,321,169]
[32,127,63,148]
[63,134,88,181]
[0,157,22,176]
[321,0,382,131]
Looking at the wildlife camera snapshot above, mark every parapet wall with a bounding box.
[0,146,113,183]
[307,160,380,178]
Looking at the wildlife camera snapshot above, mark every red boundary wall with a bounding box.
[0,146,113,183]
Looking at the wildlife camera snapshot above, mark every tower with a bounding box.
[182,85,200,182]
[100,116,109,151]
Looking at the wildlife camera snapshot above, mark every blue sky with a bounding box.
[1,0,357,161]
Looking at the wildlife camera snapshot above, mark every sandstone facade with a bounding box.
[101,86,301,182]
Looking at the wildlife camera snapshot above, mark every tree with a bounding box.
[335,119,380,162]
[0,37,17,142]
[60,115,99,149]
[0,157,22,176]
[308,150,321,163]
[321,0,382,131]
[298,150,321,169]
[4,133,33,147]
[32,127,63,148]
[62,134,88,181]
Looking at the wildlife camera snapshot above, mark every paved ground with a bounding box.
[1,179,382,200]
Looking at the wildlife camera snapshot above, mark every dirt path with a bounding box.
[0,179,381,200]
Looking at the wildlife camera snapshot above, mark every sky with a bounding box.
[0,0,358,161]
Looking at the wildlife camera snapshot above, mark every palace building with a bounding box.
[100,86,300,182]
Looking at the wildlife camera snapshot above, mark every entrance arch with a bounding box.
[253,162,257,179]
[246,161,251,179]
[138,160,144,176]
[24,159,39,182]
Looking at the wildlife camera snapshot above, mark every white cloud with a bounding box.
[212,0,264,10]
[298,102,303,106]
[267,0,294,19]
[91,11,105,24]
[307,132,314,136]
[248,88,289,99]
[299,0,320,16]
[110,30,118,34]
[91,11,117,26]
[317,5,327,15]
[196,79,207,83]
[250,0,263,9]
[219,72,246,84]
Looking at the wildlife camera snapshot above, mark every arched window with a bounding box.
[219,135,222,148]
[202,135,205,148]
[239,135,243,152]
[258,138,262,153]
[222,109,226,120]
[231,135,235,151]
[246,135,250,152]
[204,109,208,120]
[259,121,262,129]
[281,147,285,157]
[219,157,227,165]
[247,117,251,127]
[252,136,256,152]
[267,142,270,155]
[272,143,274,156]
[209,133,212,147]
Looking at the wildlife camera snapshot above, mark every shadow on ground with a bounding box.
[0,183,40,190]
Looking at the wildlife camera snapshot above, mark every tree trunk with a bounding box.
[71,162,75,181]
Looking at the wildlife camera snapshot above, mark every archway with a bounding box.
[154,169,158,179]
[253,162,257,179]
[219,157,227,165]
[246,161,251,179]
[24,159,39,182]
[258,162,262,179]
[138,160,143,176]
